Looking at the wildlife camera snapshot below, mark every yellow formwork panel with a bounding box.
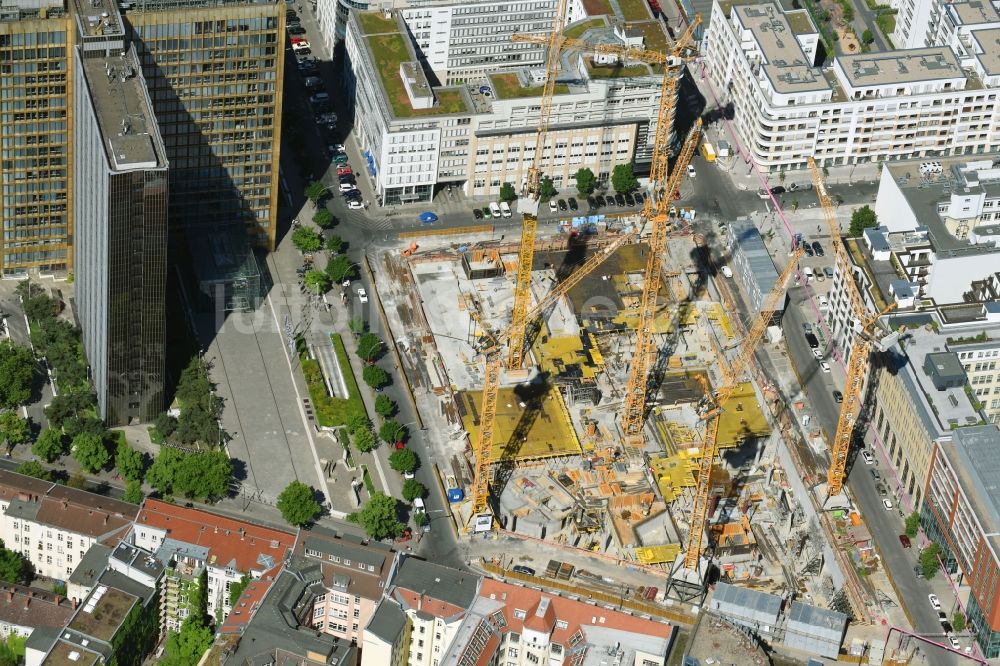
[717,382,770,448]
[636,544,682,565]
[648,450,699,503]
[536,335,598,381]
[708,303,735,339]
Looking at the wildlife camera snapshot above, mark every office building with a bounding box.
[345,10,672,204]
[130,499,296,629]
[923,425,1000,658]
[72,0,168,426]
[702,0,1000,171]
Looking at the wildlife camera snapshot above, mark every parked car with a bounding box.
[802,242,814,257]
[803,322,813,333]
[604,195,616,207]
[861,450,875,465]
[347,199,364,210]
[568,197,578,211]
[805,332,819,349]
[899,534,912,549]
[333,154,349,165]
[720,266,733,278]
[357,287,369,303]
[633,192,644,205]
[482,206,492,219]
[949,636,960,650]
[928,594,942,610]
[914,565,925,579]
[614,193,626,206]
[882,499,893,510]
[489,202,502,218]
[819,295,829,308]
[338,181,356,192]
[871,469,881,482]
[820,361,831,373]
[548,200,558,213]
[624,193,635,206]
[512,565,536,576]
[336,166,353,176]
[687,164,696,178]
[824,266,834,278]
[595,195,606,207]
[304,76,323,89]
[473,208,483,220]
[341,188,361,199]
[557,199,567,211]
[287,25,306,35]
[833,390,843,403]
[812,240,825,256]
[587,197,598,210]
[771,185,786,195]
[309,92,330,106]
[499,201,512,218]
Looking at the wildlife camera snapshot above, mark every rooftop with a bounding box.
[68,585,138,642]
[391,557,481,618]
[487,73,571,100]
[365,598,407,644]
[942,425,1000,537]
[79,47,165,171]
[43,639,102,666]
[137,499,296,573]
[0,583,75,631]
[72,0,123,37]
[732,3,829,94]
[837,47,964,88]
[297,527,397,602]
[711,581,782,618]
[69,544,113,588]
[730,218,780,303]
[971,28,1000,76]
[787,601,848,637]
[951,0,1000,25]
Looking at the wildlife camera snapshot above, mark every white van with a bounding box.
[499,201,512,218]
[803,266,814,281]
[489,202,502,218]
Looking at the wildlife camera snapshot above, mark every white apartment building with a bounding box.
[703,0,1000,171]
[0,471,138,583]
[893,0,1000,52]
[346,10,670,204]
[130,499,296,625]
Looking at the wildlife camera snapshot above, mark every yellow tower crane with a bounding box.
[507,15,701,371]
[808,158,895,498]
[683,245,804,569]
[506,0,570,371]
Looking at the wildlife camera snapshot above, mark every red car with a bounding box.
[336,166,352,176]
[290,35,308,45]
[394,441,405,450]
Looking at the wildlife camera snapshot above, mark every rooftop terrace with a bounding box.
[68,586,138,642]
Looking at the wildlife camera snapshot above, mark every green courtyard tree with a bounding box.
[347,492,403,540]
[0,542,33,584]
[499,182,517,203]
[0,342,35,409]
[849,205,879,237]
[574,168,597,196]
[862,29,874,44]
[116,441,148,482]
[146,448,232,501]
[402,478,426,502]
[325,255,355,283]
[292,226,322,253]
[362,365,389,389]
[920,542,942,579]
[72,432,110,473]
[325,234,344,254]
[953,612,966,632]
[352,427,376,453]
[357,333,384,362]
[612,164,639,194]
[122,480,145,505]
[304,269,332,295]
[904,511,920,538]
[228,574,252,607]
[0,412,29,450]
[349,317,366,336]
[539,176,557,200]
[154,412,178,440]
[304,181,327,204]
[313,208,335,229]
[277,481,322,527]
[32,428,66,463]
[15,461,52,482]
[389,447,417,473]
[380,420,407,445]
[161,616,213,666]
[374,394,397,418]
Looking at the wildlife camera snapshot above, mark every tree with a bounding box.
[0,635,26,666]
[380,420,407,445]
[574,168,597,196]
[325,255,355,283]
[374,394,397,418]
[304,269,331,295]
[862,28,874,44]
[0,412,28,450]
[347,492,403,540]
[277,481,322,526]
[920,542,942,579]
[67,473,88,489]
[499,182,517,203]
[348,413,371,435]
[313,207,335,229]
[849,205,879,237]
[402,478,426,502]
[122,480,145,504]
[17,281,58,323]
[228,574,252,607]
[116,441,147,482]
[72,432,110,473]
[357,333,384,362]
[0,342,35,409]
[953,612,966,633]
[611,164,639,194]
[325,234,344,254]
[349,317,366,336]
[154,412,178,440]
[389,447,417,473]
[32,428,66,463]
[413,511,429,527]
[304,180,327,204]
[44,390,97,434]
[0,545,33,585]
[352,427,376,453]
[160,617,213,666]
[362,365,389,389]
[904,511,920,538]
[292,226,322,253]
[146,448,232,501]
[15,461,52,482]
[539,176,557,200]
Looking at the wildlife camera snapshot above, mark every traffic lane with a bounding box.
[688,156,761,220]
[782,295,842,437]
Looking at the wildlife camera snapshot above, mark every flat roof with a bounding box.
[72,0,123,37]
[838,47,963,88]
[971,28,1000,76]
[68,586,138,642]
[952,0,1000,25]
[730,218,779,298]
[712,582,782,617]
[80,47,165,171]
[944,426,1000,536]
[732,3,829,94]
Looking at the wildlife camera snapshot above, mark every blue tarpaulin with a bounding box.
[420,212,438,223]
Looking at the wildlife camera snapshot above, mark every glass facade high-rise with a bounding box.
[0,5,74,275]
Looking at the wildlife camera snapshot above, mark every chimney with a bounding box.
[62,499,68,510]
[6,591,12,603]
[240,528,245,541]
[24,591,31,610]
[72,598,79,609]
[104,514,109,525]
[55,595,62,606]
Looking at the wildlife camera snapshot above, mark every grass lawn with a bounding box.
[585,59,650,78]
[628,21,670,55]
[358,12,397,34]
[618,0,650,21]
[582,0,614,15]
[300,338,367,428]
[361,464,375,494]
[876,12,896,36]
[489,73,571,99]
[564,18,605,40]
[367,34,468,118]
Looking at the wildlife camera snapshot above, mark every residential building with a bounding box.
[922,425,1000,658]
[727,218,783,320]
[0,471,138,582]
[345,10,672,204]
[438,577,676,666]
[297,527,399,645]
[702,0,1000,171]
[217,555,358,666]
[0,584,75,640]
[361,557,481,666]
[72,3,168,426]
[893,0,1000,52]
[0,0,74,276]
[25,556,161,666]
[130,499,296,628]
